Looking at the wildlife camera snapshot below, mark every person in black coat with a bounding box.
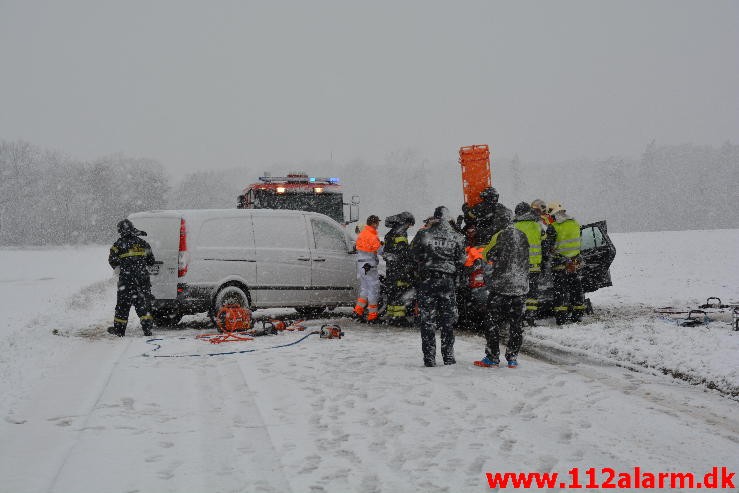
[410,206,466,367]
[475,222,530,368]
[382,211,416,325]
[463,187,513,246]
[108,219,156,337]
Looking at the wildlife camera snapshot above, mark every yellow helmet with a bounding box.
[546,202,564,214]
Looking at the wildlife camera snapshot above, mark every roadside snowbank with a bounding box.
[527,229,739,396]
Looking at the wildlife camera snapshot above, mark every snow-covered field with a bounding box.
[1,230,738,493]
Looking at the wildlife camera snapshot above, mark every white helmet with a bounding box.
[546,202,565,215]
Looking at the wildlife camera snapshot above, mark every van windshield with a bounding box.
[252,190,344,224]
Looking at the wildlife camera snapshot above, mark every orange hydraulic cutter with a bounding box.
[459,145,492,208]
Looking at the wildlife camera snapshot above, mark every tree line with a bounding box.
[0,141,168,245]
[1,139,736,246]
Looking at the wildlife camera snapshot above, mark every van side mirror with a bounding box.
[347,195,360,224]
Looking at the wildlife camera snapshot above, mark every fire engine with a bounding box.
[237,172,359,225]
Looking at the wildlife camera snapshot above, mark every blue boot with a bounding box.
[474,355,500,368]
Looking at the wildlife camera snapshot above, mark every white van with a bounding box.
[128,209,358,326]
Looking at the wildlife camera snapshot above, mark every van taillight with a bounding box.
[178,218,189,277]
[469,268,485,289]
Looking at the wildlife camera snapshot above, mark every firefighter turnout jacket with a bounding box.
[109,233,156,286]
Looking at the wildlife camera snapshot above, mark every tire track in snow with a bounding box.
[231,356,294,493]
[520,333,739,441]
[44,337,133,493]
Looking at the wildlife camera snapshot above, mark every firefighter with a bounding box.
[545,204,586,324]
[531,198,554,229]
[410,206,466,367]
[354,215,383,323]
[382,211,416,325]
[474,220,530,369]
[512,202,544,324]
[464,187,512,246]
[108,219,156,337]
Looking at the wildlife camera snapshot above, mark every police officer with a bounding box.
[464,187,512,246]
[108,219,156,337]
[544,204,585,324]
[382,211,416,325]
[475,220,530,369]
[410,206,466,367]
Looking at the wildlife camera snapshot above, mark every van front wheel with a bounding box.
[210,285,251,325]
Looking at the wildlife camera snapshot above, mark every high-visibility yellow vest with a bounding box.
[514,220,542,272]
[552,219,581,258]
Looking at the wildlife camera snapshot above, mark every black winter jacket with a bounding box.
[410,220,466,279]
[486,224,530,296]
[383,226,414,283]
[466,201,513,245]
[109,233,156,286]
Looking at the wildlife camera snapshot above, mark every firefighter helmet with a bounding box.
[531,199,546,212]
[479,187,499,203]
[399,211,415,226]
[546,202,565,215]
[515,201,532,216]
[117,219,146,236]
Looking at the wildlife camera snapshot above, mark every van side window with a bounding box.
[199,218,254,247]
[580,226,604,251]
[253,215,308,249]
[311,218,347,251]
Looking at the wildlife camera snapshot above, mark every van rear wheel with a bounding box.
[210,285,251,326]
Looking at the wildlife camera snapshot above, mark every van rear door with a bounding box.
[129,215,181,300]
[580,220,616,292]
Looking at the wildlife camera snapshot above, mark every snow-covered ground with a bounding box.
[1,230,738,493]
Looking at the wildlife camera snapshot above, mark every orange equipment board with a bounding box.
[459,145,492,208]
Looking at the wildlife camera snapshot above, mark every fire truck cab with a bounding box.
[237,173,359,225]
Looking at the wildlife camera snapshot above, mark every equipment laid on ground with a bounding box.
[655,297,739,329]
[237,172,359,225]
[319,324,344,339]
[247,319,307,336]
[215,304,252,333]
[197,315,345,344]
[146,321,346,358]
[459,145,492,209]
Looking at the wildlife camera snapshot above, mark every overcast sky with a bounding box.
[1,0,737,174]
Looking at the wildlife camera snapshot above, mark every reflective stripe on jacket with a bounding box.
[551,219,581,258]
[514,220,543,272]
